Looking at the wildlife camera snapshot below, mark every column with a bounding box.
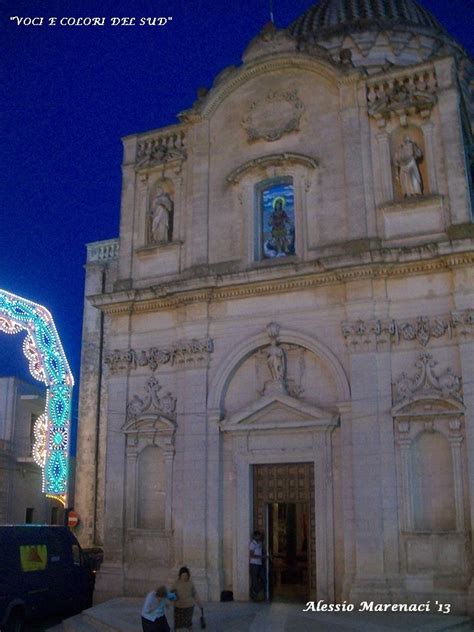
[434,58,472,225]
[421,120,438,194]
[313,427,336,602]
[376,130,394,202]
[376,350,401,580]
[339,402,356,599]
[74,261,105,547]
[397,436,414,531]
[179,364,210,595]
[455,315,474,609]
[124,441,138,529]
[185,121,210,268]
[448,432,466,532]
[339,79,369,239]
[344,329,398,601]
[117,136,139,287]
[206,410,223,600]
[232,438,251,601]
[163,447,175,532]
[93,374,129,599]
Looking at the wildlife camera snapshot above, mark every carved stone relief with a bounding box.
[148,186,174,244]
[241,90,305,143]
[136,130,186,172]
[105,337,213,373]
[253,323,306,398]
[393,135,424,197]
[452,309,474,342]
[341,311,474,353]
[126,375,177,423]
[392,353,462,406]
[366,69,437,125]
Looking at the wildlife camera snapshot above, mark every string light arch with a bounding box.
[0,289,73,503]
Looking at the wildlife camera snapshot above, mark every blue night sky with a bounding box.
[1,0,473,449]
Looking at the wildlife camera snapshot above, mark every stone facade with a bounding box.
[75,0,474,613]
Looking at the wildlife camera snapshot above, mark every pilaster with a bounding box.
[75,262,105,547]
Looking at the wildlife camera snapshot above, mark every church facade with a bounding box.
[75,0,474,612]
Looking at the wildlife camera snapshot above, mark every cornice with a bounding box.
[226,153,318,184]
[89,248,474,316]
[198,53,340,120]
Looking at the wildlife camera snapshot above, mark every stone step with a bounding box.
[62,613,97,632]
[60,598,473,632]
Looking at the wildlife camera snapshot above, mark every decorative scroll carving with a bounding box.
[397,316,450,346]
[136,129,186,171]
[341,318,396,352]
[241,90,305,143]
[126,375,177,422]
[367,68,437,122]
[451,309,474,342]
[342,314,458,352]
[105,337,213,373]
[393,353,462,405]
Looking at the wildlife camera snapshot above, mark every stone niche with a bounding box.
[392,354,469,592]
[224,342,338,416]
[377,125,446,243]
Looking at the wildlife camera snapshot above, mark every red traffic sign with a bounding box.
[67,511,80,528]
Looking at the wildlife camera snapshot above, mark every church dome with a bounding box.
[288,0,465,69]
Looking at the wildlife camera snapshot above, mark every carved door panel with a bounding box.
[253,463,315,599]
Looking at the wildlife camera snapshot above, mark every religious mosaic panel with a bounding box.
[260,178,295,259]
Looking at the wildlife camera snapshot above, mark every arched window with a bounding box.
[412,431,455,532]
[255,177,295,260]
[137,445,166,529]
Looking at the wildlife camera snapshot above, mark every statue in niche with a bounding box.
[149,187,173,244]
[266,337,286,382]
[394,135,424,197]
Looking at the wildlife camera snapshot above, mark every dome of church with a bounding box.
[288,0,465,69]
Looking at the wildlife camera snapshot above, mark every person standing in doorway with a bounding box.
[249,530,265,601]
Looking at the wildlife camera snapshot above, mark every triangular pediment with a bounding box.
[220,393,338,432]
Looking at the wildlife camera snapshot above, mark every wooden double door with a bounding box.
[253,463,315,601]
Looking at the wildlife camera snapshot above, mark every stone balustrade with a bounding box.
[135,126,187,169]
[366,66,438,119]
[86,238,120,263]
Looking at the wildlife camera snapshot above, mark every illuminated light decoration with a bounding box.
[32,412,48,467]
[46,494,67,508]
[0,289,73,500]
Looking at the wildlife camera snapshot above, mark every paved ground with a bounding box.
[57,598,472,632]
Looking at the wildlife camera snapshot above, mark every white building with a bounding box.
[75,0,474,612]
[0,377,62,525]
